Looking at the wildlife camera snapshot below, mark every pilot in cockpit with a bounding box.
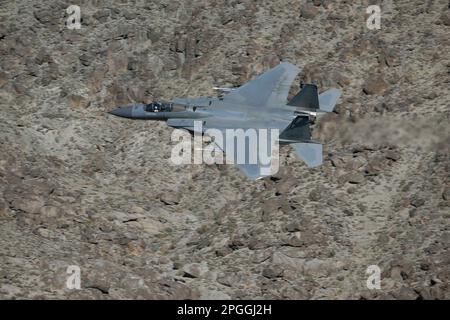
[145,102,161,112]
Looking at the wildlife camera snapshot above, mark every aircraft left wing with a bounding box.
[224,62,300,108]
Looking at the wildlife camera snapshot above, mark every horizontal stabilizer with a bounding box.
[280,116,311,142]
[292,142,322,167]
[318,88,341,112]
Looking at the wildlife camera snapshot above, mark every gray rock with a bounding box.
[301,4,320,19]
[79,54,92,66]
[159,192,181,205]
[385,150,400,161]
[393,286,419,300]
[410,195,425,208]
[308,188,322,201]
[183,262,209,278]
[345,173,365,184]
[262,265,284,279]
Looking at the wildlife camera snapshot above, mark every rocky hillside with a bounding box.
[0,0,449,299]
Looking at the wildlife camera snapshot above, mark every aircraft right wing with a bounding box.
[209,127,280,180]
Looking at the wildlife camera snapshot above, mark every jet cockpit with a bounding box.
[144,102,186,113]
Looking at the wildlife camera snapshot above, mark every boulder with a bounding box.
[183,262,209,278]
[262,264,284,278]
[301,4,320,19]
[363,76,390,95]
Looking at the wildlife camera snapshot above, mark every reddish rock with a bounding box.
[363,76,390,95]
[301,4,320,19]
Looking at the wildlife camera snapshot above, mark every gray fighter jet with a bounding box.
[109,62,341,180]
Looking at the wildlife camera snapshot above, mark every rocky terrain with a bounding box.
[0,0,449,299]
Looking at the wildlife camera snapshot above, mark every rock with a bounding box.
[262,198,281,215]
[284,221,301,232]
[419,262,430,271]
[410,195,425,208]
[198,288,231,300]
[262,265,284,279]
[229,233,249,250]
[363,76,390,95]
[147,30,160,43]
[385,150,400,161]
[441,186,450,201]
[275,177,296,194]
[416,288,433,300]
[93,10,110,23]
[342,173,365,184]
[280,285,311,299]
[248,237,269,250]
[35,50,52,65]
[68,94,90,109]
[215,246,232,257]
[159,192,180,205]
[217,273,240,287]
[308,189,322,201]
[11,196,45,214]
[0,71,7,87]
[393,286,419,300]
[123,10,138,20]
[343,209,354,216]
[440,12,450,26]
[39,205,60,218]
[183,262,209,278]
[34,10,53,25]
[261,198,282,221]
[364,156,385,175]
[313,0,324,6]
[408,208,417,218]
[301,4,320,19]
[0,199,13,219]
[158,280,199,299]
[283,234,304,247]
[127,58,139,71]
[13,82,27,95]
[79,54,92,66]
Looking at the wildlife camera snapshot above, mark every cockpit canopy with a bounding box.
[145,102,170,112]
[144,102,186,113]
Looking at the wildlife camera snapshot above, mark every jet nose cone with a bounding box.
[108,106,133,118]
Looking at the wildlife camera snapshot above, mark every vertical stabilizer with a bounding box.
[287,84,319,109]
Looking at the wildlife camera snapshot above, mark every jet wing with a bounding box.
[204,121,288,180]
[210,128,277,180]
[166,118,199,131]
[223,62,300,108]
[166,119,278,180]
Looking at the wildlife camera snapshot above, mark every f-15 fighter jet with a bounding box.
[109,62,341,180]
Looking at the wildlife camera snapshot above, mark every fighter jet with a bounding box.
[109,62,341,180]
